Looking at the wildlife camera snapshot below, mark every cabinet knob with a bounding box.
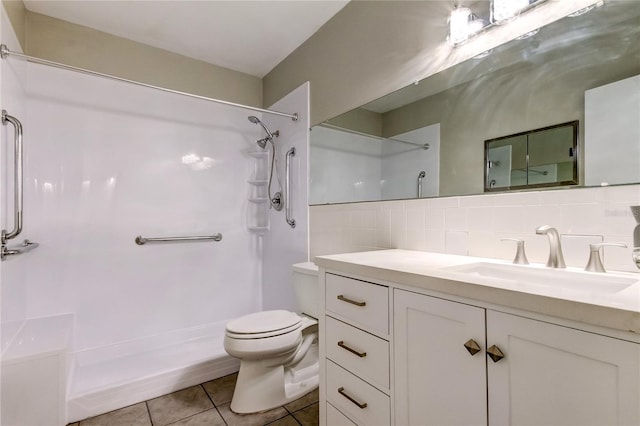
[487,344,505,362]
[463,339,481,356]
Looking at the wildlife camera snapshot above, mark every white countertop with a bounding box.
[315,250,640,335]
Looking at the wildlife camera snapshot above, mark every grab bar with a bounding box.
[2,239,39,259]
[135,233,222,245]
[1,110,37,260]
[417,171,426,198]
[2,110,23,244]
[285,147,296,229]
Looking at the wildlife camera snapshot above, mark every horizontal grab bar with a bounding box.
[135,233,222,245]
[1,239,39,260]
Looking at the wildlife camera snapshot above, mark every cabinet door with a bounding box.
[394,290,487,426]
[487,311,640,425]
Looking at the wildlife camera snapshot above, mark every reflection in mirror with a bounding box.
[310,1,640,205]
[310,124,439,204]
[485,121,578,192]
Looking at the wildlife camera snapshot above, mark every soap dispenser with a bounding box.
[631,206,640,270]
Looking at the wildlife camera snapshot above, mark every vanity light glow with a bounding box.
[491,0,530,23]
[448,6,473,45]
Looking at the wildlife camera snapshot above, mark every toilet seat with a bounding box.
[225,310,302,340]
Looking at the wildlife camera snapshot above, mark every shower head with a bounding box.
[248,116,279,148]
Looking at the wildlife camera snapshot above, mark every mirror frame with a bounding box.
[484,120,579,192]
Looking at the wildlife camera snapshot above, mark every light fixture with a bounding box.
[448,0,550,47]
[491,0,530,24]
[448,6,485,46]
[448,6,473,45]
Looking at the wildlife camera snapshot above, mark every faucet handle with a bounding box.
[585,243,627,273]
[500,238,529,265]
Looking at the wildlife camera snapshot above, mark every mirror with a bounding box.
[485,121,578,192]
[310,1,640,205]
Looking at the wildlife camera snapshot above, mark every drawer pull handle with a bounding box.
[338,341,367,358]
[337,387,368,409]
[337,294,366,307]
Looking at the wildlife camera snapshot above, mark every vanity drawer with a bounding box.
[326,316,390,390]
[325,273,389,335]
[327,360,390,426]
[327,403,357,426]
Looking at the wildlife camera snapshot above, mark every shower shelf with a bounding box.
[248,197,269,203]
[248,226,269,234]
[247,151,269,158]
[247,179,268,185]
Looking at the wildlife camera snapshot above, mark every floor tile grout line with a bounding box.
[145,400,155,426]
[200,384,230,426]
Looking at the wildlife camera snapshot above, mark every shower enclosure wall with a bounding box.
[0,11,310,423]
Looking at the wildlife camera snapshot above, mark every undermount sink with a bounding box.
[446,262,637,294]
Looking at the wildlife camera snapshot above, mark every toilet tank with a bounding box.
[292,262,319,319]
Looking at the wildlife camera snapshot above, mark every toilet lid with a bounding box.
[226,310,301,335]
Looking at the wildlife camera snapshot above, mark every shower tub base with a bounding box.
[67,321,239,423]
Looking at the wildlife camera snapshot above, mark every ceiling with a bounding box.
[23,0,350,78]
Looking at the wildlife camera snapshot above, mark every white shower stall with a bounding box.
[0,9,310,424]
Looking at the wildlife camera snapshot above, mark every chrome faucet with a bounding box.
[535,225,566,268]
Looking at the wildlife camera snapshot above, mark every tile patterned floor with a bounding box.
[68,373,319,426]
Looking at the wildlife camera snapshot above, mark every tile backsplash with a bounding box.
[310,184,640,273]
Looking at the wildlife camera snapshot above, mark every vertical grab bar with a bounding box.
[285,147,296,228]
[2,110,23,244]
[417,171,426,198]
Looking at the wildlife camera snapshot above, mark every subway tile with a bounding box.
[428,196,459,209]
[467,207,495,232]
[601,202,638,236]
[559,204,604,234]
[382,199,406,210]
[425,230,445,253]
[468,231,501,260]
[445,207,468,231]
[523,204,562,233]
[538,187,599,205]
[597,184,640,204]
[406,228,427,251]
[445,231,468,255]
[601,234,637,273]
[491,191,540,206]
[425,208,445,230]
[561,234,603,269]
[350,209,376,228]
[406,206,426,230]
[492,206,526,233]
[352,228,376,247]
[459,194,496,207]
[389,209,407,248]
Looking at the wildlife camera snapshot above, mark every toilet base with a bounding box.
[230,342,319,414]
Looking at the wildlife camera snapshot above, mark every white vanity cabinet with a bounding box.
[322,273,391,425]
[394,289,640,426]
[317,250,640,426]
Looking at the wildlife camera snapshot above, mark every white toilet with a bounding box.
[224,262,319,414]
